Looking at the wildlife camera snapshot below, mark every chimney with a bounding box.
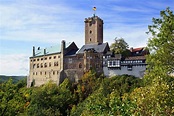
[44,49,46,55]
[61,40,66,54]
[33,46,35,56]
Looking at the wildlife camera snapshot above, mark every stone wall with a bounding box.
[64,69,84,83]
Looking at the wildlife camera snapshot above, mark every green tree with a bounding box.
[0,78,28,115]
[130,75,174,115]
[110,37,129,55]
[27,79,74,116]
[146,7,174,76]
[129,8,174,115]
[71,75,142,116]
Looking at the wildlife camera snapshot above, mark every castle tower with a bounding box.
[84,15,103,44]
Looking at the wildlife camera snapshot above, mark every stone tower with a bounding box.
[84,15,103,44]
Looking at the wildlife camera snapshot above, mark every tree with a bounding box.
[130,8,174,115]
[110,37,129,55]
[146,7,174,76]
[130,75,174,115]
[27,79,74,116]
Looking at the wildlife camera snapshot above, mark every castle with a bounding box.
[28,14,148,87]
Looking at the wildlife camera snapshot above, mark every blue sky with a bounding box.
[0,0,174,75]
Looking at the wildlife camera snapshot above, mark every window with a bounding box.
[30,60,32,62]
[36,72,37,75]
[69,58,72,63]
[127,65,132,71]
[79,63,82,68]
[54,56,56,59]
[90,38,91,41]
[113,61,116,65]
[41,63,43,68]
[45,71,46,75]
[53,71,55,75]
[40,72,42,75]
[49,62,51,67]
[37,58,39,61]
[33,59,36,61]
[33,64,36,69]
[33,72,35,75]
[103,61,106,65]
[45,57,47,60]
[58,56,60,58]
[41,58,43,60]
[37,64,39,68]
[54,62,58,66]
[44,63,47,68]
[49,57,52,59]
[108,60,120,68]
[90,30,92,34]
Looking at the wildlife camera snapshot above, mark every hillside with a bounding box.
[0,75,26,83]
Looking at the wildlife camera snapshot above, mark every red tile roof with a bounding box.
[130,47,144,52]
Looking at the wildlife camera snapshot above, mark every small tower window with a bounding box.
[90,30,92,34]
[90,38,91,41]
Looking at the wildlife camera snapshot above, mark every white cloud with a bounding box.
[0,54,29,76]
[0,0,86,43]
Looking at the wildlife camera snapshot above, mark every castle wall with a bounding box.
[29,53,62,86]
[103,65,146,78]
[64,69,84,83]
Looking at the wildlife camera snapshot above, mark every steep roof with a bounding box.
[77,43,109,54]
[65,42,79,56]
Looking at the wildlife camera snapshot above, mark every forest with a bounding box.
[0,8,174,116]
